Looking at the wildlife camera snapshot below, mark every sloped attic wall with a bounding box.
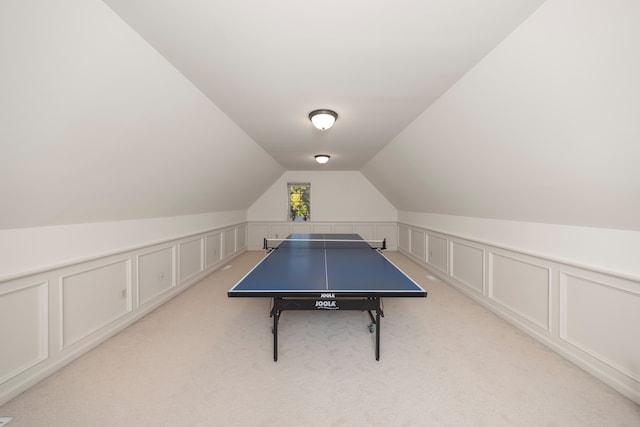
[362,0,640,277]
[0,0,284,276]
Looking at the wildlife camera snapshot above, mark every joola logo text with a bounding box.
[315,300,338,309]
[320,293,335,298]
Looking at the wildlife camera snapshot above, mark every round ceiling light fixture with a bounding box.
[314,154,330,164]
[309,109,338,130]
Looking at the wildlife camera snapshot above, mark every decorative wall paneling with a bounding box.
[247,222,398,250]
[0,223,247,406]
[61,259,133,349]
[398,223,640,405]
[205,233,222,268]
[0,279,48,387]
[138,246,175,306]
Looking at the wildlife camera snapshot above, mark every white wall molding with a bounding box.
[398,222,640,405]
[397,212,640,281]
[0,213,248,281]
[0,222,248,406]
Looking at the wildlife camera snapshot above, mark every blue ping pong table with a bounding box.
[228,234,427,361]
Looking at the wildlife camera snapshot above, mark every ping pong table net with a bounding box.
[263,237,386,251]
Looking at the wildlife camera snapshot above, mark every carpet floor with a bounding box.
[1,251,638,426]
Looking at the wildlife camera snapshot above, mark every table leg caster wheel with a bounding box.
[369,324,375,333]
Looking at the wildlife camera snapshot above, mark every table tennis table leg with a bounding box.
[365,298,383,361]
[270,296,383,361]
[273,311,279,361]
[375,309,381,361]
[271,297,280,361]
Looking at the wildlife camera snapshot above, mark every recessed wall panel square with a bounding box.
[451,242,484,292]
[489,253,549,330]
[428,234,448,273]
[0,282,47,384]
[312,224,333,233]
[138,247,175,305]
[398,226,410,252]
[410,229,426,260]
[237,225,247,249]
[333,224,353,233]
[562,273,640,380]
[354,224,374,240]
[179,238,203,282]
[223,229,236,257]
[205,233,222,268]
[62,260,131,348]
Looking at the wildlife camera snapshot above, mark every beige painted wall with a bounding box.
[248,171,397,222]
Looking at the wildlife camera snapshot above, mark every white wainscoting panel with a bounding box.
[223,229,236,258]
[205,233,222,268]
[237,225,247,250]
[427,234,448,274]
[450,241,484,293]
[290,223,313,234]
[333,224,354,233]
[61,260,131,348]
[0,222,247,406]
[410,229,426,261]
[560,272,640,382]
[399,225,410,252]
[0,281,48,385]
[397,222,640,404]
[312,224,333,233]
[179,238,203,283]
[353,224,374,240]
[375,223,397,249]
[249,224,270,247]
[489,252,550,331]
[269,224,290,240]
[138,246,175,306]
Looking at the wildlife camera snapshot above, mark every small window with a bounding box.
[288,183,310,221]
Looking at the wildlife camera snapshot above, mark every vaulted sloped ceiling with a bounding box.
[1,0,549,231]
[102,0,545,171]
[4,1,637,233]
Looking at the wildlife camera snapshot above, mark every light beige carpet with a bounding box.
[1,251,638,426]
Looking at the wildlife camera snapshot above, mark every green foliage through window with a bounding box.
[288,183,310,221]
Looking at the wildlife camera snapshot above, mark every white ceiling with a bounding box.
[103,0,545,170]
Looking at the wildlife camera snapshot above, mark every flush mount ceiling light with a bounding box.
[314,154,330,164]
[309,109,338,130]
